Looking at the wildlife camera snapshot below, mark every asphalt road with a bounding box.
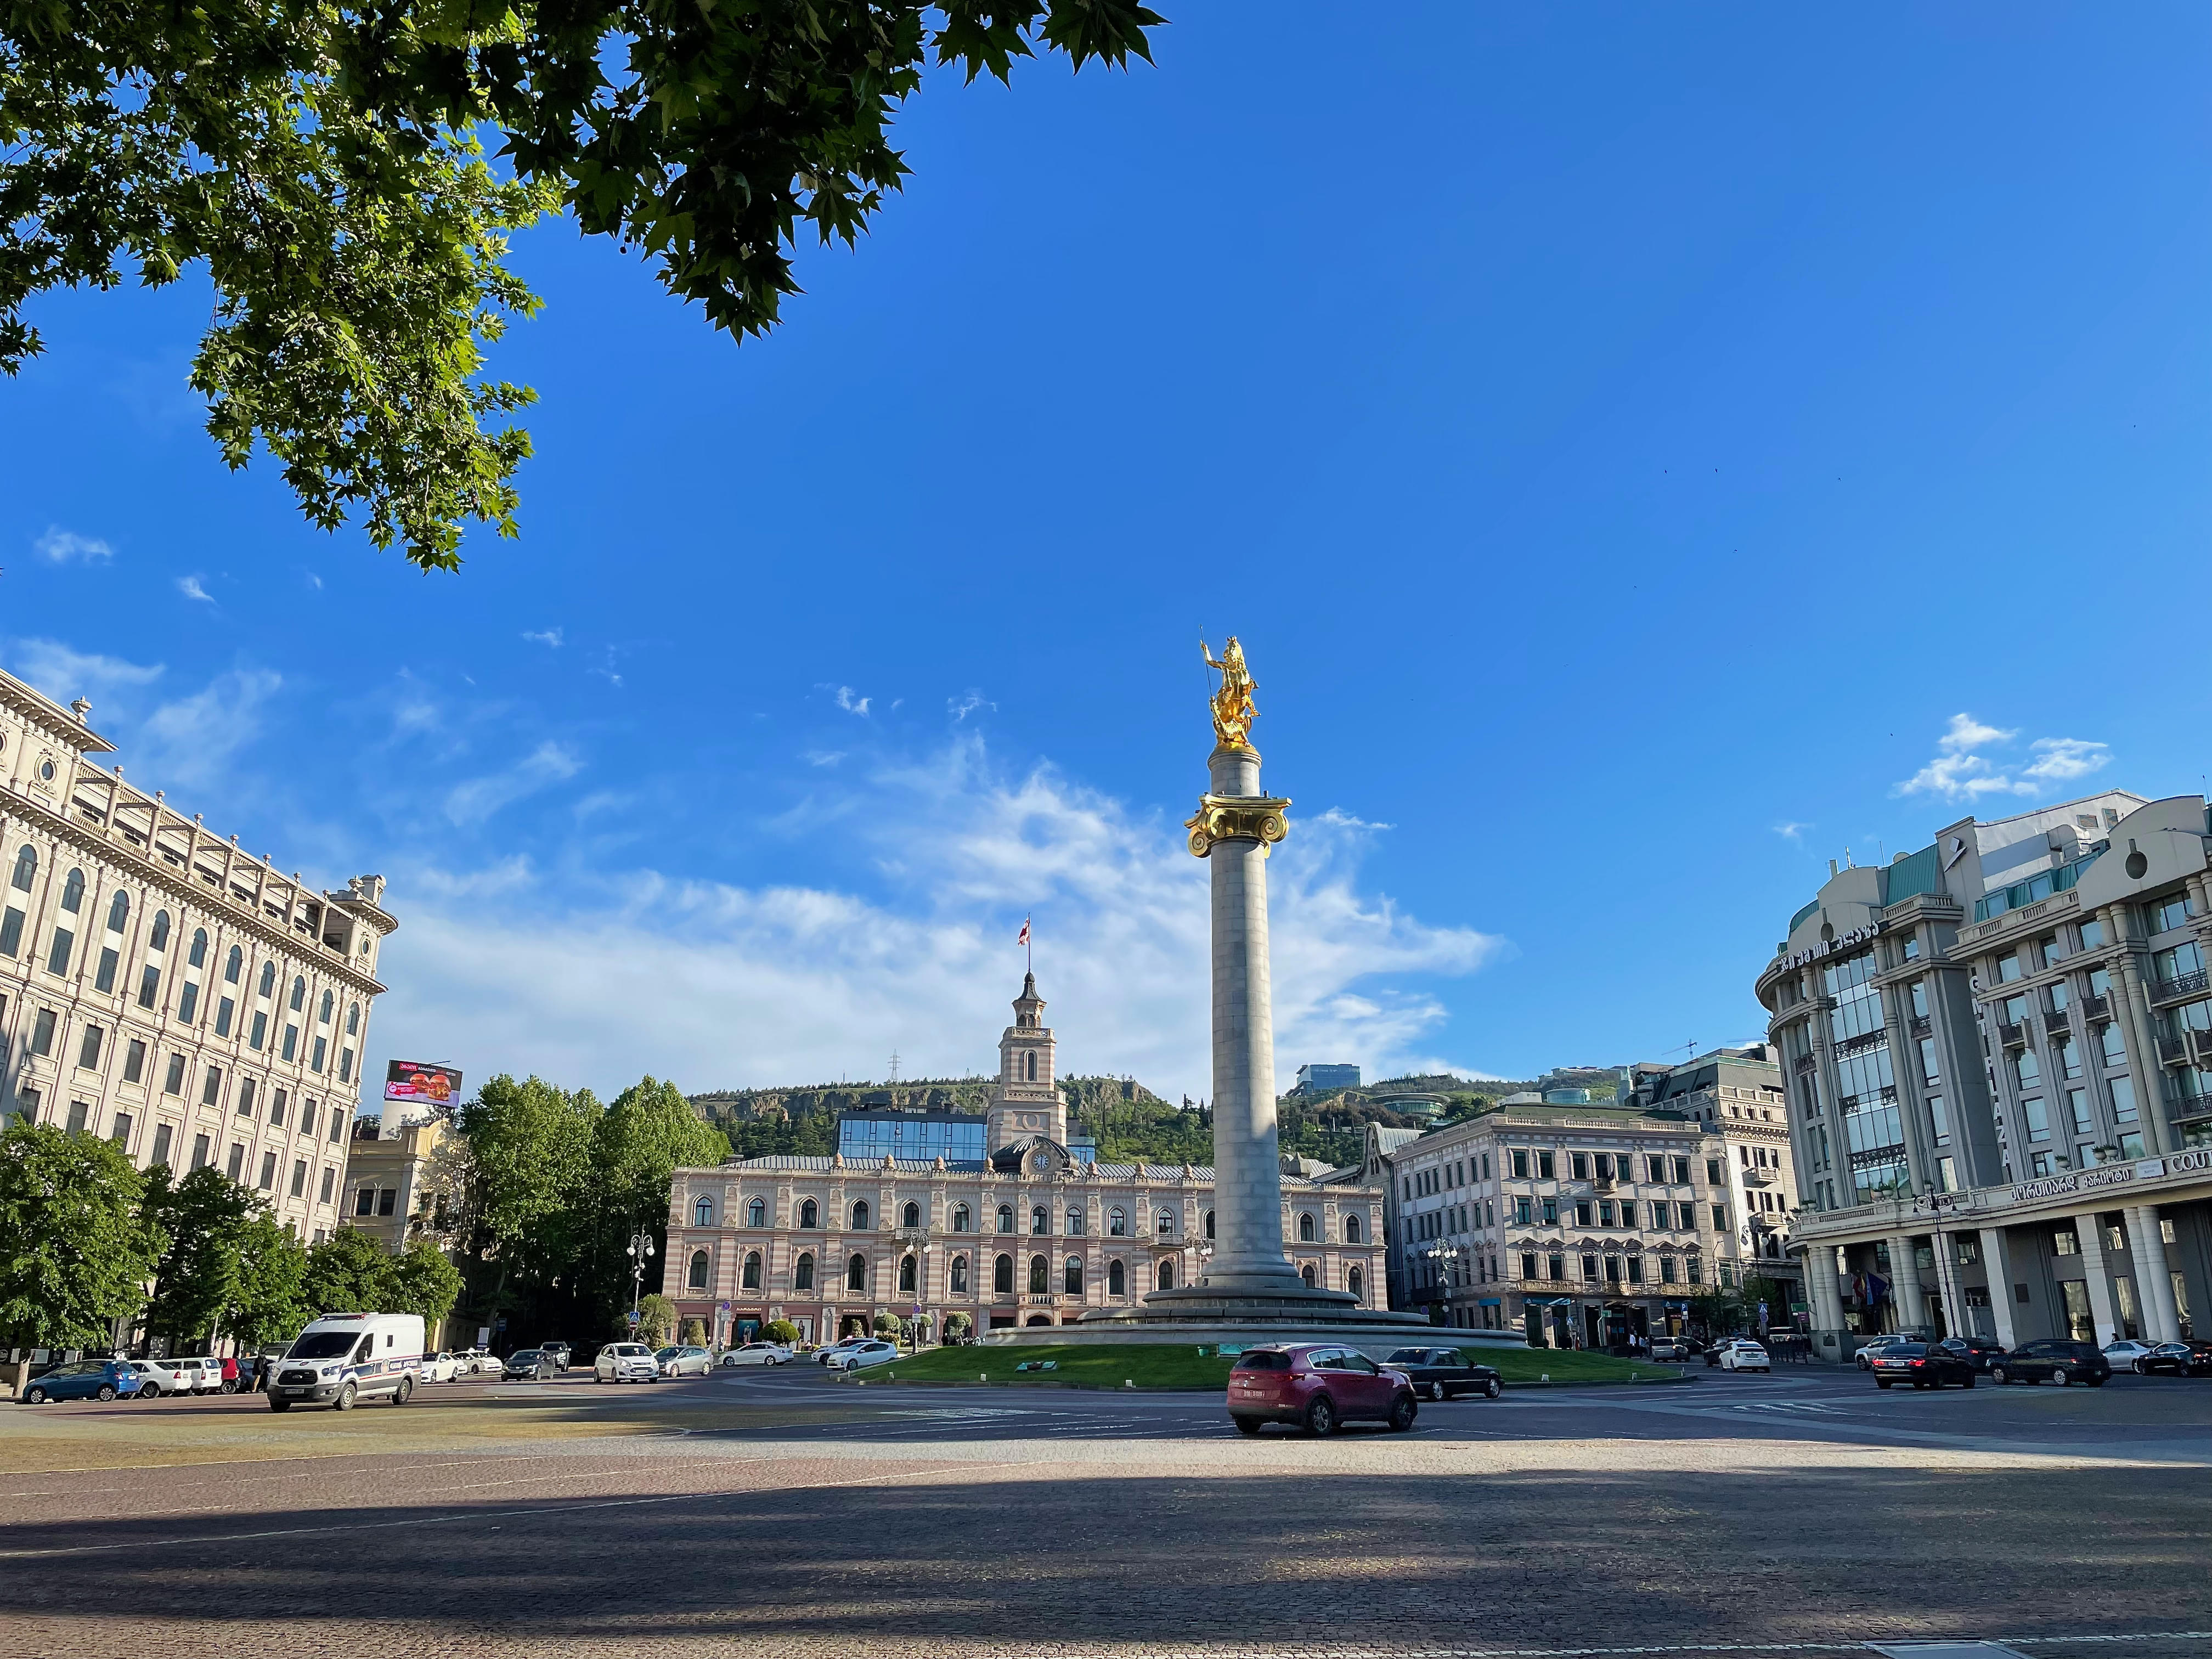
[3,1362,2209,1659]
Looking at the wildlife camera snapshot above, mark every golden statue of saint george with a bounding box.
[1200,636,1258,748]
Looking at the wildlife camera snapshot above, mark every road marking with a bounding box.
[987,1635,2212,1659]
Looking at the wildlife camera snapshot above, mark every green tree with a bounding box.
[579,1075,728,1317]
[302,1226,396,1315]
[634,1293,676,1348]
[223,1215,312,1347]
[386,1237,464,1331]
[761,1318,800,1345]
[140,1165,259,1348]
[0,1122,161,1349]
[2,1,1161,568]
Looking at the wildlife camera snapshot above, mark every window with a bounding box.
[950,1255,969,1294]
[794,1253,815,1290]
[1108,1206,1127,1237]
[1598,1199,1615,1226]
[290,1159,307,1198]
[742,1251,762,1289]
[2110,1077,2138,1124]
[1519,1251,1537,1279]
[1345,1212,1362,1243]
[1156,1261,1175,1291]
[327,1106,344,1143]
[1300,1263,1317,1288]
[1064,1256,1082,1294]
[1298,1211,1316,1242]
[1031,1205,1048,1235]
[94,945,119,992]
[904,1201,922,1228]
[1712,1203,1728,1231]
[1537,1150,1555,1179]
[1996,951,2022,984]
[9,846,33,891]
[225,944,243,984]
[299,1098,318,1136]
[1672,1156,1690,1183]
[318,989,332,1024]
[105,1108,129,1146]
[2067,1090,2092,1136]
[847,1253,867,1291]
[1066,1207,1084,1237]
[311,1036,326,1072]
[851,1200,870,1230]
[1029,1255,1048,1294]
[289,974,306,1012]
[1348,1265,1364,1303]
[347,1001,359,1035]
[355,1185,379,1216]
[149,910,170,952]
[2152,896,2194,934]
[254,961,273,998]
[237,1077,256,1117]
[1928,1094,1950,1146]
[1108,1259,1125,1296]
[679,1249,708,1292]
[1155,1208,1175,1235]
[798,1199,819,1228]
[995,1254,1014,1293]
[1706,1157,1723,1184]
[997,1204,1014,1234]
[190,1133,210,1171]
[188,927,207,968]
[338,1047,353,1083]
[1571,1152,1589,1180]
[227,1142,247,1181]
[30,1006,57,1056]
[1511,1149,1529,1179]
[2079,917,2106,950]
[46,912,74,974]
[257,1150,278,1190]
[177,981,200,1023]
[0,902,21,958]
[2022,1098,2050,1143]
[281,1024,297,1061]
[746,1197,766,1227]
[319,1166,335,1204]
[377,1187,396,1216]
[1541,1196,1559,1224]
[215,996,234,1037]
[1205,1209,1215,1239]
[1514,1196,1533,1225]
[246,1009,263,1048]
[163,1052,185,1094]
[694,1196,715,1227]
[77,1023,103,1069]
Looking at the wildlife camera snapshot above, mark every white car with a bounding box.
[1717,1340,1771,1373]
[719,1342,794,1368]
[460,1349,499,1376]
[1853,1334,1914,1370]
[156,1356,224,1395]
[814,1338,870,1367]
[595,1342,661,1384]
[823,1340,899,1373]
[419,1352,462,1384]
[126,1359,191,1398]
[2103,1340,2160,1373]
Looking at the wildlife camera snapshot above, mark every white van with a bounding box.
[267,1313,426,1411]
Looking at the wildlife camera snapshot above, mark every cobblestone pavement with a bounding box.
[3,1367,2209,1659]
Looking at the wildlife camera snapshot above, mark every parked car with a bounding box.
[461,1348,500,1375]
[21,1359,143,1405]
[1989,1339,2110,1386]
[1870,1341,1976,1389]
[1226,1344,1418,1436]
[129,1358,196,1398]
[2132,1340,2212,1377]
[1716,1340,1770,1373]
[823,1340,900,1373]
[1380,1346,1504,1401]
[815,1338,870,1367]
[657,1345,713,1378]
[503,1349,552,1380]
[1853,1334,1915,1371]
[720,1342,794,1367]
[2103,1339,2162,1372]
[540,1341,573,1374]
[595,1342,661,1384]
[419,1352,462,1384]
[1649,1339,1692,1363]
[1934,1336,2007,1373]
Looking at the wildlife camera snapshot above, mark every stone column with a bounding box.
[1979,1227,2021,1348]
[2074,1213,2121,1344]
[1887,1234,1929,1333]
[2126,1205,2183,1344]
[1197,744,1302,1293]
[1808,1242,1847,1335]
[2106,904,2174,1156]
[1929,1228,1966,1342]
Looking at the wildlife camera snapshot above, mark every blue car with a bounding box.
[21,1359,142,1405]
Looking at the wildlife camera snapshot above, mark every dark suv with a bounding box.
[1989,1339,2110,1386]
[1934,1336,2007,1373]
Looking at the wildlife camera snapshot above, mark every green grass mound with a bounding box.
[851,1342,1683,1390]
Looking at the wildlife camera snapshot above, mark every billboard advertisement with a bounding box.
[384,1060,464,1107]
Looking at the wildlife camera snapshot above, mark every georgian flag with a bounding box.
[1017,917,1031,946]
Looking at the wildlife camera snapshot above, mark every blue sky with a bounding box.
[4,6,2210,1105]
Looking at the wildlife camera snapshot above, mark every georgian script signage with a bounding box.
[1773,922,1884,974]
[2008,1158,2166,1205]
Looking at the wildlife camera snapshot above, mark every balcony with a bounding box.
[1996,1020,2028,1049]
[1741,1167,1773,1187]
[1793,1052,1818,1075]
[2154,969,2211,1004]
[1908,1015,1932,1038]
[2158,1035,2191,1068]
[2192,1029,2212,1068]
[2081,992,2112,1023]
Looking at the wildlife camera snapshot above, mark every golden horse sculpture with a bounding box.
[1200,636,1258,748]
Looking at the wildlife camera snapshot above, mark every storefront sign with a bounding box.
[2008,1161,2143,1205]
[1773,921,1884,973]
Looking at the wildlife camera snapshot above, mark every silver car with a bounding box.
[656,1345,713,1378]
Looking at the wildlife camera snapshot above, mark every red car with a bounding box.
[1227,1344,1419,1436]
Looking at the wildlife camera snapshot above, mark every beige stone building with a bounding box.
[0,668,394,1241]
[661,975,1389,1346]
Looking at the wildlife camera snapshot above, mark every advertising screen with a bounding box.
[384,1060,464,1106]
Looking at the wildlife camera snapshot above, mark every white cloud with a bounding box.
[371,737,1504,1104]
[135,668,283,792]
[443,741,585,826]
[176,575,215,604]
[803,750,846,768]
[825,684,871,716]
[1772,822,1810,841]
[35,527,114,564]
[1894,713,2108,804]
[590,648,623,689]
[522,628,563,648]
[5,640,165,707]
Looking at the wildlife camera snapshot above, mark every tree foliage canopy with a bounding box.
[141,1164,262,1346]
[0,1122,162,1348]
[1,1,1161,568]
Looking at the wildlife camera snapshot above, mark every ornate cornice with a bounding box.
[1186,793,1290,859]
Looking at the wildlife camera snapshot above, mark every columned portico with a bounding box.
[1887,1234,1931,1332]
[2126,1205,2183,1343]
[2075,1212,2123,1344]
[1978,1226,2021,1348]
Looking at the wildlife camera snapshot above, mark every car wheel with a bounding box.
[24,1386,45,1405]
[1989,1366,2009,1385]
[138,1384,160,1400]
[1303,1395,1337,1437]
[335,1382,357,1412]
[1426,1381,1446,1402]
[1232,1415,1265,1436]
[97,1384,116,1402]
[1484,1377,1503,1400]
[1388,1392,1418,1432]
[268,1397,291,1412]
[2135,1360,2149,1375]
[394,1376,414,1407]
[2056,1369,2072,1387]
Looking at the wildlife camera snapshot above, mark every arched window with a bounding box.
[1298,1212,1316,1243]
[1108,1206,1127,1237]
[60,868,83,912]
[1028,1255,1048,1294]
[224,945,243,983]
[899,1255,917,1292]
[851,1200,870,1230]
[188,927,207,968]
[1064,1256,1083,1294]
[1108,1259,1126,1296]
[950,1204,970,1233]
[1345,1212,1362,1243]
[994,1254,1014,1294]
[1348,1265,1364,1303]
[1300,1263,1317,1288]
[798,1199,819,1229]
[105,890,129,932]
[950,1255,969,1294]
[1026,1051,1036,1081]
[1156,1208,1175,1235]
[1157,1260,1175,1291]
[693,1196,715,1227]
[847,1253,867,1291]
[318,989,332,1023]
[1030,1205,1047,1235]
[996,1205,1013,1234]
[346,1001,359,1035]
[902,1201,921,1228]
[746,1197,766,1228]
[742,1251,761,1290]
[8,847,33,892]
[1066,1207,1084,1237]
[687,1250,710,1291]
[149,910,170,951]
[1205,1209,1215,1240]
[289,975,305,1011]
[794,1252,815,1290]
[257,961,275,998]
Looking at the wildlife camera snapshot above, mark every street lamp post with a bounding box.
[896,1228,932,1350]
[626,1229,656,1333]
[1423,1242,1461,1329]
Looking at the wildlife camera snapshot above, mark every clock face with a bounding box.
[1017,1113,1043,1130]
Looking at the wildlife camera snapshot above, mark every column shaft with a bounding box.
[1887,1234,1929,1333]
[2075,1212,2121,1344]
[2126,1205,2183,1344]
[1979,1227,2021,1348]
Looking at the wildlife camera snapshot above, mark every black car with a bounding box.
[502,1348,551,1380]
[2137,1340,2212,1377]
[1988,1339,2110,1386]
[1934,1336,2007,1373]
[1380,1346,1504,1402]
[1869,1341,1975,1389]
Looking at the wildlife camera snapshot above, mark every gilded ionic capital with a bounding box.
[1185,794,1291,859]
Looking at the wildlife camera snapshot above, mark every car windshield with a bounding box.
[510,1351,541,1362]
[286,1332,362,1360]
[656,1347,679,1359]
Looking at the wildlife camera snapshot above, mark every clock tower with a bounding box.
[986,973,1065,1152]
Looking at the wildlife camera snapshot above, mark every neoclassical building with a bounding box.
[661,975,1389,1346]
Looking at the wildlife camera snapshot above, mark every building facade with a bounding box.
[661,976,1388,1346]
[0,668,393,1242]
[1372,1101,1754,1347]
[1758,790,2211,1356]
